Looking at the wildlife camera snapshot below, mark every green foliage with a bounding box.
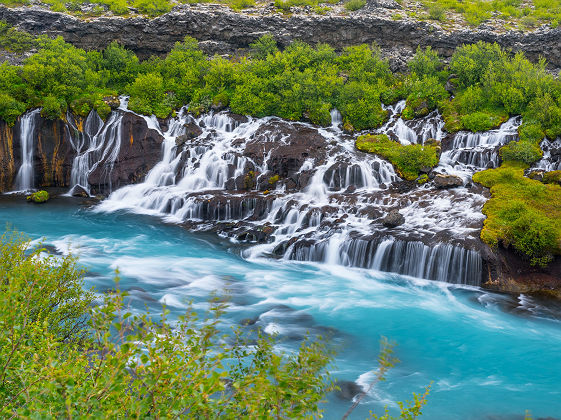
[127,73,171,118]
[26,190,50,203]
[499,141,543,164]
[0,231,431,418]
[408,46,443,79]
[344,0,366,11]
[403,75,449,119]
[461,111,507,132]
[450,42,504,88]
[0,93,26,125]
[0,21,36,53]
[542,170,561,185]
[356,134,439,180]
[249,33,278,59]
[473,162,561,265]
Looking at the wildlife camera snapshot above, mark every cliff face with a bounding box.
[0,110,164,194]
[2,5,561,70]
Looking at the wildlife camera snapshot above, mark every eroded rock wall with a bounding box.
[1,5,561,70]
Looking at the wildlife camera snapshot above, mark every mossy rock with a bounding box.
[27,190,50,204]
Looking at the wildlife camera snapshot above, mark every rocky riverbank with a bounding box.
[2,4,561,71]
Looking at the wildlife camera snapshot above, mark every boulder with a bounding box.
[334,380,363,401]
[434,174,463,189]
[382,209,405,228]
[176,122,203,146]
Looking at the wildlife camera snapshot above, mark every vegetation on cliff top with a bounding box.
[356,134,439,180]
[0,230,431,417]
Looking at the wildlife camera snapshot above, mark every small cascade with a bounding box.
[378,101,444,145]
[439,117,521,178]
[330,109,342,129]
[13,109,40,192]
[68,110,124,195]
[287,236,482,286]
[534,138,561,171]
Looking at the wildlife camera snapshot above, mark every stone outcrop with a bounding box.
[2,5,561,70]
[88,112,164,194]
[0,109,164,194]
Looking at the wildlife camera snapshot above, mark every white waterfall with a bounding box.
[13,109,40,192]
[67,111,124,196]
[91,102,526,287]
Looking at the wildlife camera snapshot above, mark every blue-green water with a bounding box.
[2,196,561,419]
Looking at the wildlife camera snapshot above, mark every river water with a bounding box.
[2,196,561,419]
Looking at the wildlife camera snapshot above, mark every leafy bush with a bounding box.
[356,134,439,180]
[40,95,67,119]
[127,72,171,118]
[249,33,278,59]
[499,141,543,164]
[461,111,507,132]
[0,231,430,417]
[0,21,36,53]
[0,93,26,125]
[408,46,443,78]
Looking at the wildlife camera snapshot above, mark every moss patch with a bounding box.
[473,162,561,266]
[27,190,49,203]
[356,134,439,181]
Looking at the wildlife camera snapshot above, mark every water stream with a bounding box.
[2,198,560,419]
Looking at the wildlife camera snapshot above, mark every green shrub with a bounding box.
[461,111,506,132]
[0,93,26,125]
[344,0,366,11]
[0,22,36,53]
[473,162,561,265]
[408,46,443,78]
[356,134,439,180]
[249,34,278,59]
[542,170,561,185]
[127,73,171,118]
[428,3,446,20]
[499,141,543,164]
[41,95,67,119]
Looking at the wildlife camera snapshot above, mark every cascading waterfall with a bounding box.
[13,109,40,192]
[439,117,521,178]
[67,110,124,195]
[92,102,513,286]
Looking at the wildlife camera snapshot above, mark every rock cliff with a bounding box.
[2,5,561,70]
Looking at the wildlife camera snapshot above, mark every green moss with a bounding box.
[356,134,439,180]
[543,170,561,185]
[344,0,365,11]
[473,162,561,266]
[27,190,50,203]
[268,174,280,185]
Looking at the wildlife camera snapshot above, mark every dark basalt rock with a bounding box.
[3,5,561,71]
[434,173,463,189]
[382,209,405,227]
[88,111,164,194]
[334,380,363,401]
[176,122,203,147]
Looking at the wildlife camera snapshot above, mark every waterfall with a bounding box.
[13,109,40,192]
[67,111,124,196]
[286,236,482,286]
[94,104,496,286]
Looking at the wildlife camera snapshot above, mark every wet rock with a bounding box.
[434,174,463,189]
[382,209,405,228]
[88,111,164,194]
[176,122,203,146]
[102,95,120,109]
[334,380,363,401]
[527,169,545,181]
[71,185,89,197]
